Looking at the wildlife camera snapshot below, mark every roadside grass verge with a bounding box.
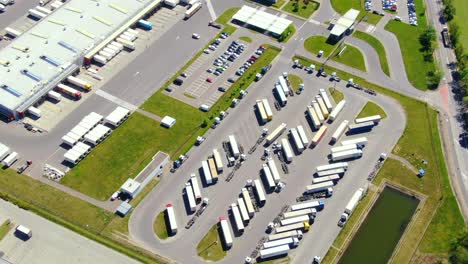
[215,7,240,26]
[0,220,13,241]
[153,210,169,240]
[197,224,226,261]
[303,36,366,71]
[330,0,382,24]
[288,74,303,92]
[258,256,290,263]
[281,0,320,19]
[0,168,166,264]
[294,55,464,261]
[453,0,468,48]
[328,87,344,103]
[239,36,253,43]
[356,101,387,119]
[278,24,296,43]
[353,31,390,76]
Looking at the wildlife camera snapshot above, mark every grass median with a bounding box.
[294,55,464,262]
[281,0,319,19]
[0,220,12,241]
[288,74,303,92]
[330,0,382,25]
[153,210,169,240]
[353,31,390,76]
[328,87,344,103]
[356,101,387,119]
[197,224,226,261]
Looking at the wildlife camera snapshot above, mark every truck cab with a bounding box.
[338,212,349,227]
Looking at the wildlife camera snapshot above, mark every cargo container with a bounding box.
[165,0,179,7]
[256,100,268,123]
[262,164,276,190]
[61,135,77,146]
[331,120,349,143]
[67,76,91,91]
[74,142,91,154]
[260,245,290,259]
[107,43,122,53]
[254,179,266,205]
[102,47,117,57]
[262,99,273,121]
[311,125,327,147]
[355,115,381,124]
[201,160,212,185]
[5,27,22,38]
[296,125,309,147]
[185,183,196,212]
[313,174,340,184]
[228,135,240,158]
[348,121,374,134]
[283,208,316,219]
[190,174,202,202]
[121,31,137,41]
[110,41,124,50]
[316,95,329,118]
[185,2,201,18]
[289,128,304,153]
[312,101,325,123]
[267,159,281,184]
[56,83,81,99]
[237,198,250,223]
[219,216,233,248]
[263,237,299,249]
[242,188,255,217]
[275,84,287,106]
[64,151,81,164]
[93,54,107,65]
[329,100,346,122]
[28,9,47,19]
[319,88,333,111]
[275,222,310,233]
[116,37,136,50]
[266,123,287,144]
[118,34,133,43]
[291,200,325,211]
[305,181,334,194]
[278,76,289,95]
[207,158,218,182]
[230,203,244,233]
[280,215,312,226]
[36,6,52,15]
[331,143,357,154]
[27,106,41,118]
[345,188,364,214]
[137,19,153,30]
[105,107,130,127]
[281,138,293,162]
[212,149,223,172]
[307,106,321,129]
[2,152,18,167]
[268,230,303,241]
[99,50,113,60]
[316,168,345,177]
[166,204,177,234]
[316,162,348,172]
[71,126,88,139]
[341,137,368,148]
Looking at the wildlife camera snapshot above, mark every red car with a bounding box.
[206,77,213,83]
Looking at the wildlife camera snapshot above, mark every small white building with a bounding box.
[120,179,141,198]
[330,9,360,40]
[161,116,176,128]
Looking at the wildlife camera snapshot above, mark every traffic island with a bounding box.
[153,210,169,240]
[356,101,388,119]
[197,224,226,261]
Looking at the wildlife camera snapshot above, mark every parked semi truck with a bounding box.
[185,182,197,212]
[329,100,346,122]
[312,101,325,123]
[283,208,316,219]
[190,174,202,202]
[212,149,223,172]
[348,121,374,134]
[242,188,255,217]
[237,198,250,223]
[355,115,381,124]
[275,84,287,106]
[313,174,340,184]
[263,237,299,249]
[319,88,333,111]
[166,204,178,234]
[230,203,245,233]
[260,244,290,259]
[332,149,363,161]
[316,162,348,172]
[254,179,266,205]
[219,216,233,248]
[256,100,268,123]
[341,137,368,148]
[331,143,358,153]
[67,76,91,91]
[291,200,325,211]
[289,128,304,153]
[185,2,201,19]
[262,164,276,191]
[281,138,293,162]
[275,222,310,233]
[2,152,18,167]
[316,168,345,177]
[266,123,287,144]
[311,125,327,146]
[345,188,364,214]
[331,120,349,143]
[262,99,273,121]
[280,214,313,226]
[228,135,240,158]
[267,159,281,184]
[307,106,321,129]
[305,181,334,195]
[201,160,212,185]
[316,95,329,118]
[56,83,81,99]
[297,125,309,147]
[207,158,218,182]
[268,230,303,241]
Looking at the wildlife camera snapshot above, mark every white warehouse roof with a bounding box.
[0,0,162,115]
[232,5,292,36]
[330,9,360,37]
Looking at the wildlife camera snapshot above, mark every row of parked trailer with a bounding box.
[0,142,18,167]
[93,27,140,65]
[255,99,273,123]
[62,107,130,164]
[200,148,224,186]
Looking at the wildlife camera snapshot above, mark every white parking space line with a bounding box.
[95,90,137,111]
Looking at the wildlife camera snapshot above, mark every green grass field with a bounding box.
[453,0,468,48]
[330,0,382,25]
[197,224,226,261]
[0,220,12,241]
[154,211,169,240]
[353,31,390,76]
[282,0,320,19]
[328,87,344,103]
[215,7,240,26]
[356,101,387,119]
[333,44,367,72]
[239,36,253,43]
[293,55,464,262]
[304,35,336,57]
[288,74,303,92]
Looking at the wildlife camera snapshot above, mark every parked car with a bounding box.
[218,86,227,92]
[206,77,213,83]
[192,33,200,39]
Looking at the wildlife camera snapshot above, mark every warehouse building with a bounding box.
[0,0,164,120]
[232,5,292,37]
[329,9,360,41]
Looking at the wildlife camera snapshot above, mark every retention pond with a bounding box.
[338,186,419,264]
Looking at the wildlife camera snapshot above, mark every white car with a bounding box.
[192,33,200,39]
[111,191,120,201]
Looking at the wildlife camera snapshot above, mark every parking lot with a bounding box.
[131,49,406,263]
[0,199,139,264]
[366,0,415,24]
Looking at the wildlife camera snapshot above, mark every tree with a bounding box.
[444,2,456,21]
[450,22,460,47]
[449,229,468,264]
[419,26,437,52]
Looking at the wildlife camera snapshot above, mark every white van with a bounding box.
[15,225,32,239]
[199,104,210,112]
